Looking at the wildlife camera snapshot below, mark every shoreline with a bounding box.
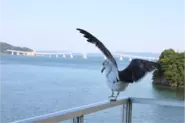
[152,83,184,90]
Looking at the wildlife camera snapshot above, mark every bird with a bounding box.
[76,28,160,101]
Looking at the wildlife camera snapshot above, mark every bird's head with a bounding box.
[101,60,111,73]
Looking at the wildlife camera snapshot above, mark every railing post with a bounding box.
[73,115,84,123]
[122,98,132,123]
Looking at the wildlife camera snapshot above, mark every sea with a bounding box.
[0,54,184,123]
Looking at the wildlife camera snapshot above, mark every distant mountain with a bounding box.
[0,42,33,53]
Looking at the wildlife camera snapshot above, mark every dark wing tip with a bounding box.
[144,60,160,72]
[76,28,87,34]
[76,28,97,44]
[76,28,83,31]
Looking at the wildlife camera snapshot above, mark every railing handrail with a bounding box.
[11,97,184,123]
[12,97,128,123]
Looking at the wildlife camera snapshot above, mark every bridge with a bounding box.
[11,97,184,123]
[6,49,159,61]
[113,53,158,61]
[6,49,36,56]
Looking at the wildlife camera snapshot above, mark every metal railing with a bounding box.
[12,97,184,123]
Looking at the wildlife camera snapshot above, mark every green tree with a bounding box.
[153,49,185,88]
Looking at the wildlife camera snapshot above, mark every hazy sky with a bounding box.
[0,0,184,53]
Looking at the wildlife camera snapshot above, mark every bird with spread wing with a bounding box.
[76,28,160,101]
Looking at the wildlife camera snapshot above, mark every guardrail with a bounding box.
[11,97,184,123]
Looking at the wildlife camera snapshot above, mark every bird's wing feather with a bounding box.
[77,28,117,68]
[119,59,160,83]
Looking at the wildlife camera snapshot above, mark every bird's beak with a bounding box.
[101,66,105,73]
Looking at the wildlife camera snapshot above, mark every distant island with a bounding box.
[0,42,35,56]
[0,42,33,53]
[152,49,185,88]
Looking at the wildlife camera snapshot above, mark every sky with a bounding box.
[0,0,184,53]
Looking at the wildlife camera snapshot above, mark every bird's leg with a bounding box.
[109,90,119,101]
[109,90,114,98]
[111,91,120,101]
[115,91,120,99]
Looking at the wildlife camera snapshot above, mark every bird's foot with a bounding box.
[109,91,119,101]
[108,90,117,101]
[108,96,117,101]
[108,95,115,99]
[110,98,117,101]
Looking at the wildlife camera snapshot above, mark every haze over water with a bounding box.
[0,54,184,123]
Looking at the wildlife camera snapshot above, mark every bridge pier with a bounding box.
[6,49,36,56]
[70,54,73,59]
[83,54,87,59]
[63,54,66,58]
[119,56,123,61]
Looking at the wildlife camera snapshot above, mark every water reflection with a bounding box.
[152,84,184,100]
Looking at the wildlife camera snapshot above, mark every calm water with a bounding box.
[0,55,184,123]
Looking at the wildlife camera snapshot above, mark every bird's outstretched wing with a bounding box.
[119,59,160,83]
[77,28,117,68]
